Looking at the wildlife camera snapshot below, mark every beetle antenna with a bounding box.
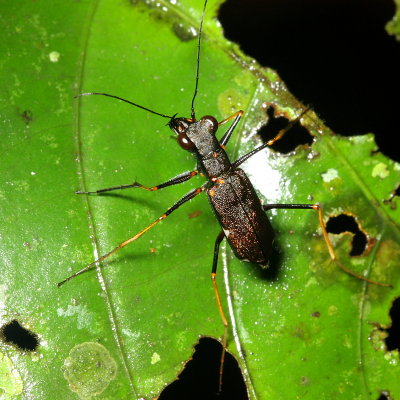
[75,92,174,119]
[190,0,208,121]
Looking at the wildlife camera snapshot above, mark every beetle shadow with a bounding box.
[65,251,156,285]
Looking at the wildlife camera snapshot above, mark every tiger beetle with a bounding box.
[58,0,390,391]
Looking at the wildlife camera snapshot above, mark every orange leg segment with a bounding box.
[58,187,204,287]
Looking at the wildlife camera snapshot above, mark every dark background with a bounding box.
[219,0,399,163]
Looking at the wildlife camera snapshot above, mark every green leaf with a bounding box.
[387,0,400,40]
[1,0,399,399]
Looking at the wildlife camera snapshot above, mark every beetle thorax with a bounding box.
[186,118,219,157]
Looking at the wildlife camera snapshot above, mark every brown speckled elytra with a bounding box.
[58,0,390,392]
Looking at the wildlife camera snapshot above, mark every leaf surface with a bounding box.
[1,0,399,399]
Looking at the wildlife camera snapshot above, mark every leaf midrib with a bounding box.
[74,0,138,397]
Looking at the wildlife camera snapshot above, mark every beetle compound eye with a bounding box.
[201,115,218,133]
[178,132,195,150]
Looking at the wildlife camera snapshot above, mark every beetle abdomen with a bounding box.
[207,169,274,265]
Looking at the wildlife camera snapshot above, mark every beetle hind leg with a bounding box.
[211,231,229,392]
[263,203,391,287]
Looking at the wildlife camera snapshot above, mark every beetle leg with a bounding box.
[232,108,310,168]
[218,110,244,147]
[264,203,391,287]
[58,187,204,286]
[211,231,228,392]
[76,170,199,195]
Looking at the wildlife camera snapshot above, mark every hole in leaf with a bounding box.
[218,0,399,162]
[258,107,313,153]
[384,297,400,351]
[384,184,400,209]
[20,109,33,125]
[158,337,248,400]
[0,320,39,351]
[377,390,392,400]
[325,214,367,256]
